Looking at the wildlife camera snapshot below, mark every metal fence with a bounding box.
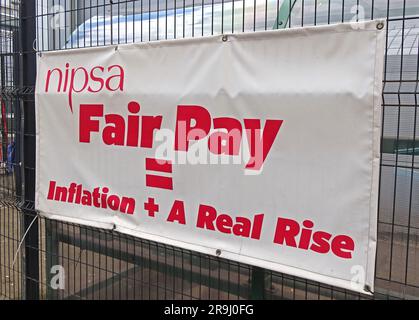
[0,0,418,300]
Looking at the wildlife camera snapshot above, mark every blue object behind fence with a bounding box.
[7,141,15,174]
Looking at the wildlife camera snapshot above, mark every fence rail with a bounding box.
[1,0,419,300]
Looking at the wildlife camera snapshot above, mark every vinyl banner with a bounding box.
[35,21,386,294]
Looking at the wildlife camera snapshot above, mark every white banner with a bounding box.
[35,21,386,294]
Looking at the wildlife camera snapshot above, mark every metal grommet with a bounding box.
[222,35,228,42]
[216,249,222,257]
[376,22,384,30]
[278,21,283,26]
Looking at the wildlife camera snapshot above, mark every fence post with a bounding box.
[250,267,265,300]
[20,0,39,300]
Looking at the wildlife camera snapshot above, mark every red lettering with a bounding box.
[216,214,233,234]
[197,205,265,240]
[47,180,56,200]
[244,119,284,171]
[120,197,135,215]
[175,105,211,151]
[107,195,120,211]
[44,63,125,113]
[298,220,314,250]
[47,181,136,215]
[103,114,125,146]
[106,65,125,91]
[140,116,163,148]
[45,68,63,93]
[79,104,104,143]
[233,217,252,238]
[127,102,141,147]
[69,67,89,112]
[273,217,300,247]
[88,66,105,93]
[78,102,163,150]
[273,217,355,259]
[208,118,243,156]
[310,231,332,254]
[332,235,355,259]
[167,200,186,225]
[196,205,217,230]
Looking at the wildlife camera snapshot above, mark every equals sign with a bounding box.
[145,158,173,190]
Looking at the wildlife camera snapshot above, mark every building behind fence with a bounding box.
[1,0,419,300]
